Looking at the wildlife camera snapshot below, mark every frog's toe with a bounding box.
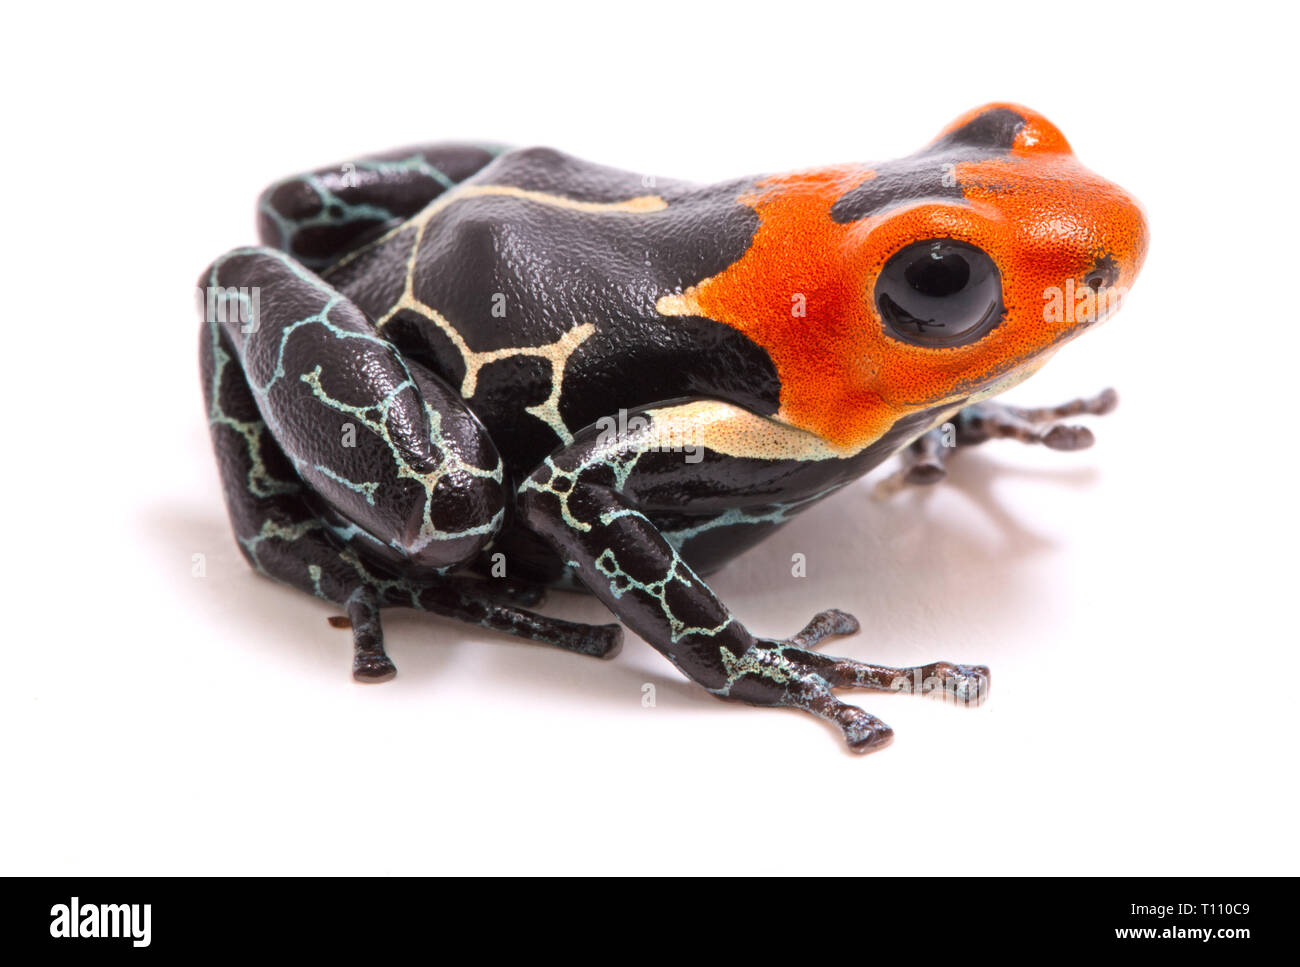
[845,718,896,754]
[789,608,860,649]
[1042,423,1095,451]
[915,661,991,706]
[577,623,624,659]
[823,698,895,753]
[1012,386,1118,422]
[352,652,397,683]
[784,679,895,754]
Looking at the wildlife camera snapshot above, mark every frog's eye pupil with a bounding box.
[874,239,1004,347]
[905,246,970,297]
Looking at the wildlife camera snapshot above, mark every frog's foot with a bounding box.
[339,581,618,682]
[331,580,615,681]
[719,610,990,754]
[958,387,1118,450]
[876,388,1119,495]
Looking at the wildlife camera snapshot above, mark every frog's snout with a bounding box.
[1092,184,1148,293]
[1065,185,1149,328]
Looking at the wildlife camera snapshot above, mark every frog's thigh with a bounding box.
[201,247,506,571]
[257,143,501,270]
[200,307,405,679]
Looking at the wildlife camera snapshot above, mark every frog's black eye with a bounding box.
[874,240,1004,347]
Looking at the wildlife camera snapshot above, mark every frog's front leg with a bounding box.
[517,401,988,753]
[882,388,1120,492]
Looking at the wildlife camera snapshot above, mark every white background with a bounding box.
[3,1,1296,875]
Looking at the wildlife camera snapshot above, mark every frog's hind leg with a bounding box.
[200,303,405,680]
[518,399,990,754]
[198,254,618,680]
[877,388,1119,495]
[257,143,504,271]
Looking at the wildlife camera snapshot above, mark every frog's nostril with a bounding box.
[1084,254,1120,290]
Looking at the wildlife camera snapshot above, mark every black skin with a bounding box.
[199,120,1108,752]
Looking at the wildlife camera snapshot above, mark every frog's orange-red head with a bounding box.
[658,103,1149,450]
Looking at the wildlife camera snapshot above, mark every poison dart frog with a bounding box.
[198,103,1147,753]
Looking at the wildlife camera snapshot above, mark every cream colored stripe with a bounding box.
[445,184,667,215]
[644,400,855,461]
[329,184,667,275]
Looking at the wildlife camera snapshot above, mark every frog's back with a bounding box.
[324,147,781,482]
